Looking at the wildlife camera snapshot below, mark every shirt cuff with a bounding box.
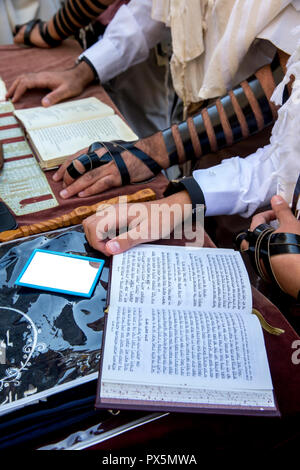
[80,37,123,83]
[193,164,243,217]
[192,152,277,218]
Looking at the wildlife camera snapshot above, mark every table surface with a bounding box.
[0,40,168,226]
[0,41,299,452]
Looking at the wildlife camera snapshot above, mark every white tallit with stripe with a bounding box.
[152,0,300,106]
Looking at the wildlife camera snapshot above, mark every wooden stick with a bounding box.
[0,188,156,242]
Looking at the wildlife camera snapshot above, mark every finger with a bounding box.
[41,85,71,107]
[271,195,296,225]
[9,80,31,103]
[105,218,153,255]
[83,216,113,256]
[249,210,275,231]
[240,239,249,251]
[62,159,88,187]
[83,206,133,255]
[8,74,44,103]
[52,148,89,182]
[6,77,21,98]
[59,168,118,199]
[13,26,26,43]
[61,148,109,187]
[78,174,120,198]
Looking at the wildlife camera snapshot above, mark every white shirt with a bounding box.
[81,0,167,83]
[81,0,300,218]
[193,45,300,218]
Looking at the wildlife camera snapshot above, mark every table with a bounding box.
[0,40,168,227]
[0,41,299,454]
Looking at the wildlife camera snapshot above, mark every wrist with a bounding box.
[136,132,171,170]
[74,60,96,87]
[165,190,192,207]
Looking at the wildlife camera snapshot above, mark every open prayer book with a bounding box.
[14,97,138,169]
[96,244,279,416]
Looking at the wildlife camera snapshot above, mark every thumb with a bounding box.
[271,195,295,225]
[42,86,70,107]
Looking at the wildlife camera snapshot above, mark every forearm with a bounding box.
[161,51,288,167]
[81,0,166,83]
[45,0,116,42]
[133,52,288,177]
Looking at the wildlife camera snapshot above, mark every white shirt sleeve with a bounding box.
[80,0,167,83]
[192,145,278,218]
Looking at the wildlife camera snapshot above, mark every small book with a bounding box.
[96,244,279,416]
[14,97,138,169]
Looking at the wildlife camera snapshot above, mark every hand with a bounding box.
[53,134,170,199]
[13,22,49,48]
[245,195,300,298]
[83,191,192,256]
[6,61,94,106]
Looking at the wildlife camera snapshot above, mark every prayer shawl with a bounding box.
[152,0,300,107]
[268,34,300,206]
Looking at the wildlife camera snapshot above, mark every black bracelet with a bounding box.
[163,176,206,221]
[77,56,99,82]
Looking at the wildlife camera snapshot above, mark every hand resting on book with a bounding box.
[240,195,300,299]
[6,61,94,108]
[83,191,192,256]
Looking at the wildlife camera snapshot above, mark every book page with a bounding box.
[0,77,7,101]
[0,101,14,114]
[101,305,273,392]
[110,245,252,314]
[14,97,114,130]
[28,114,138,162]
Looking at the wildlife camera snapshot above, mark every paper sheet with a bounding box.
[29,114,138,162]
[0,77,6,101]
[14,97,114,130]
[0,155,58,215]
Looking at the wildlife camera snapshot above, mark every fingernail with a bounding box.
[42,97,50,106]
[272,195,283,205]
[106,241,120,254]
[78,191,85,197]
[60,189,68,199]
[52,173,58,181]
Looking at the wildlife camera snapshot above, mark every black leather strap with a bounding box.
[66,140,162,186]
[39,22,62,47]
[77,56,99,81]
[237,224,274,279]
[66,161,84,180]
[23,19,40,46]
[269,232,300,256]
[77,153,93,172]
[115,142,162,176]
[180,177,206,215]
[112,153,130,186]
[164,176,206,221]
